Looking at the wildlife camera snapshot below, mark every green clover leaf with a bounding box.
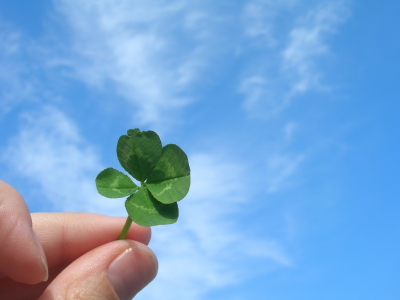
[96,168,138,198]
[95,128,190,238]
[117,128,162,182]
[125,189,178,227]
[147,144,190,204]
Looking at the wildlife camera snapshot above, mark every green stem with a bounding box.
[118,216,133,240]
[119,182,145,240]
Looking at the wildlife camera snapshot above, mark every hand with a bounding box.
[0,180,158,300]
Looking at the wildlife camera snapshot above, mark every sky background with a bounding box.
[0,1,399,299]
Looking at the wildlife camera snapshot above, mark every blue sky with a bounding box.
[0,1,399,299]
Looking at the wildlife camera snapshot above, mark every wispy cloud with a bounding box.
[1,0,350,125]
[242,0,297,47]
[240,1,350,117]
[138,153,291,300]
[282,1,350,94]
[0,20,38,114]
[257,120,306,193]
[47,0,218,128]
[240,75,290,118]
[265,152,305,193]
[1,105,124,215]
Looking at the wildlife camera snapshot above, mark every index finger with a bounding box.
[31,212,151,270]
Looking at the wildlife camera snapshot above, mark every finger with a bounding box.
[0,213,151,299]
[39,240,158,300]
[31,213,151,269]
[0,181,48,284]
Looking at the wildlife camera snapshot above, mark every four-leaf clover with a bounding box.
[95,129,190,232]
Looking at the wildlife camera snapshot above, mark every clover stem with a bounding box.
[118,216,133,240]
[118,182,147,240]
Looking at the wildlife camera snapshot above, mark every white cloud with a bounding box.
[1,105,124,215]
[240,1,350,117]
[137,153,291,300]
[239,75,290,118]
[243,0,298,47]
[48,0,215,128]
[0,21,38,114]
[265,152,305,193]
[284,121,298,143]
[282,1,350,94]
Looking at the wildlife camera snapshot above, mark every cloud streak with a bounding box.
[1,105,124,215]
[48,0,216,128]
[240,0,350,117]
[282,1,350,94]
[0,20,38,115]
[265,152,305,193]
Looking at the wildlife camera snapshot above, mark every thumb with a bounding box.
[39,240,158,300]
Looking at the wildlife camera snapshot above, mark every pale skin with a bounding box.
[0,180,158,300]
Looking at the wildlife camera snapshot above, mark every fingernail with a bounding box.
[32,229,49,282]
[107,245,157,300]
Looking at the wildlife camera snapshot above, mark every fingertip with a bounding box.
[32,229,49,282]
[107,242,158,300]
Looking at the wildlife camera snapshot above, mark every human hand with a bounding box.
[0,180,158,300]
